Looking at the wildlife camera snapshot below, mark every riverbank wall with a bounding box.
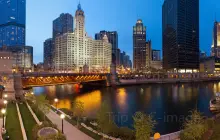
[117,78,220,86]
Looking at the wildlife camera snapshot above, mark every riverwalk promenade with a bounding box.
[46,110,93,140]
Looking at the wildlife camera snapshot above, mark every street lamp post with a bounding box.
[60,114,65,134]
[3,100,8,108]
[54,98,58,111]
[3,94,8,99]
[1,109,6,128]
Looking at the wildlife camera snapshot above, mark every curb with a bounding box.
[26,102,42,125]
[16,103,28,140]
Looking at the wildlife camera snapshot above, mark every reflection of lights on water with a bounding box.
[116,88,127,110]
[214,84,217,93]
[52,99,71,109]
[74,90,101,115]
[47,86,56,96]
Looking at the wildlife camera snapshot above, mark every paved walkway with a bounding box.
[46,110,93,140]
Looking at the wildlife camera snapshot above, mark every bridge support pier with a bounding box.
[0,72,16,100]
[14,73,24,100]
[109,63,118,86]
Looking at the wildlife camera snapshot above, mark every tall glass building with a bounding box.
[0,0,26,47]
[53,13,73,38]
[162,0,199,72]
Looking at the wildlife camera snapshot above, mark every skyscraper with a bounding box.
[133,19,147,71]
[152,49,161,61]
[54,4,112,72]
[146,41,152,68]
[211,21,220,57]
[92,35,112,71]
[95,31,118,64]
[0,0,26,47]
[43,38,54,71]
[53,13,73,38]
[162,0,199,72]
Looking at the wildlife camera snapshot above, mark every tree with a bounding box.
[96,101,115,136]
[72,100,85,127]
[180,110,208,140]
[35,95,50,121]
[25,92,35,101]
[133,112,156,140]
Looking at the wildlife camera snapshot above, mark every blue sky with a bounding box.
[26,0,220,63]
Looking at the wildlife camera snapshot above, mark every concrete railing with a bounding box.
[150,131,181,140]
[26,102,42,125]
[50,105,72,119]
[16,103,27,140]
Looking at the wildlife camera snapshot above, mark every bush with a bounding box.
[180,124,207,140]
[117,127,135,140]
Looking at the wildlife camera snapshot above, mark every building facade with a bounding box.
[200,57,220,73]
[92,35,112,72]
[152,49,161,61]
[95,31,118,65]
[133,19,147,71]
[119,51,132,68]
[0,0,26,47]
[162,0,199,72]
[43,38,54,71]
[211,21,220,57]
[0,46,33,71]
[146,41,152,68]
[54,4,112,72]
[116,48,121,66]
[53,13,73,39]
[0,51,15,72]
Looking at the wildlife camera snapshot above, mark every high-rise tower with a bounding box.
[53,13,73,38]
[211,21,220,57]
[95,31,118,65]
[162,0,199,72]
[74,3,85,38]
[133,19,147,71]
[0,0,26,47]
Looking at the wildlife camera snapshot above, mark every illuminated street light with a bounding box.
[1,109,6,128]
[54,98,59,111]
[3,100,8,105]
[4,94,8,98]
[60,114,65,134]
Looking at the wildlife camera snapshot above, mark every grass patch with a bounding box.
[19,102,37,140]
[27,100,50,123]
[5,103,23,140]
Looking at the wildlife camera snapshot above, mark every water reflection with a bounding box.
[74,90,101,116]
[116,88,127,111]
[33,82,217,134]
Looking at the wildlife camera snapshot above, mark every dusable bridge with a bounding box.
[21,73,108,88]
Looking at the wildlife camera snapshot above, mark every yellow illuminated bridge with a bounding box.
[22,73,108,88]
